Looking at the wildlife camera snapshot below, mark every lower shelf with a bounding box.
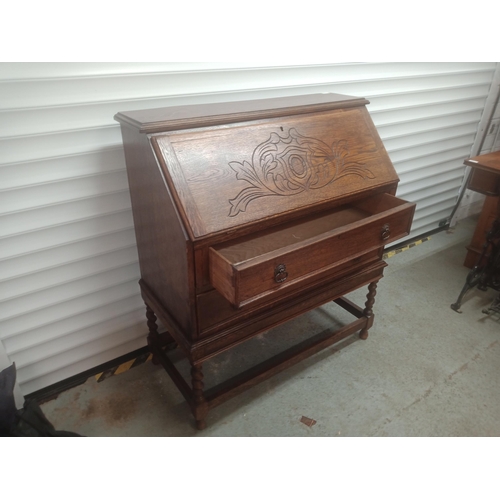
[146,290,378,430]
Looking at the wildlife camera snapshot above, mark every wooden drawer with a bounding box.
[209,193,415,308]
[198,247,382,335]
[468,167,500,196]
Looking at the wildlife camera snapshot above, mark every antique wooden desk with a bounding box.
[115,94,415,429]
[452,151,500,313]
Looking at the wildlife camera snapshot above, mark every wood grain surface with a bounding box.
[116,93,415,429]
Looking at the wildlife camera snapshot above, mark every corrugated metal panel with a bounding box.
[0,62,496,395]
[449,65,500,225]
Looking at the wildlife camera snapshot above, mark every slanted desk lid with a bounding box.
[119,95,399,239]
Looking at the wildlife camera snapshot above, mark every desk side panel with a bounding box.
[120,125,195,338]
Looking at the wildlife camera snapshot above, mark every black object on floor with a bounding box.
[0,363,82,437]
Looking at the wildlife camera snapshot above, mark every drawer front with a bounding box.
[195,260,387,359]
[468,167,500,196]
[209,194,415,308]
[199,248,382,335]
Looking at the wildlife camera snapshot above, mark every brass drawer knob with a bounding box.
[274,264,288,283]
[381,224,391,241]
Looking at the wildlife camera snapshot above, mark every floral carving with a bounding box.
[228,128,374,217]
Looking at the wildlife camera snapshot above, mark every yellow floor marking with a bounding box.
[384,237,431,259]
[114,359,136,375]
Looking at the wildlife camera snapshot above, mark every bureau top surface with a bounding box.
[465,151,500,173]
[114,93,369,133]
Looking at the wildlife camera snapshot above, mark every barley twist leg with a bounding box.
[145,304,162,365]
[191,364,209,430]
[359,281,378,340]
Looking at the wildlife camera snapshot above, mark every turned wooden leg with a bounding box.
[145,304,176,364]
[145,304,162,365]
[359,281,378,340]
[191,363,209,430]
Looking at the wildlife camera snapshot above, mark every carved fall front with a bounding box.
[228,128,375,217]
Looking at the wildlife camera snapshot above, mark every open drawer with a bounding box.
[209,193,415,308]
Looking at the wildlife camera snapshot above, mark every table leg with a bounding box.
[451,218,500,313]
[360,280,378,339]
[191,363,209,430]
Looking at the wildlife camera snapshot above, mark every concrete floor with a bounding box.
[40,216,500,436]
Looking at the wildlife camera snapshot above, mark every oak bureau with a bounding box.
[115,93,415,429]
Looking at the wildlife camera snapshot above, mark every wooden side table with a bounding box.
[451,151,500,312]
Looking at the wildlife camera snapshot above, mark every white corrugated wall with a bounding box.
[450,66,500,224]
[0,62,497,396]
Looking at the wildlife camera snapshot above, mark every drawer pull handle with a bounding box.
[381,224,391,241]
[274,264,288,283]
